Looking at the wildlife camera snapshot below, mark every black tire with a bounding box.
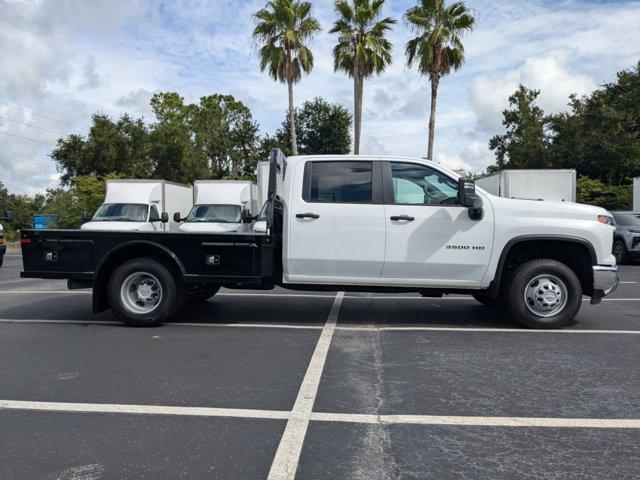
[613,240,627,265]
[187,285,220,305]
[108,257,183,327]
[472,293,500,306]
[0,256,3,268]
[504,259,582,329]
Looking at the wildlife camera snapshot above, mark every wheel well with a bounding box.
[92,243,184,313]
[495,239,595,296]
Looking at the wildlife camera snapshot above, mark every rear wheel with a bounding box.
[613,240,627,265]
[108,257,182,327]
[504,259,582,329]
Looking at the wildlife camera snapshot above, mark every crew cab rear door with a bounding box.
[380,161,493,286]
[286,159,386,283]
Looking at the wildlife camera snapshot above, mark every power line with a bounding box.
[0,131,58,147]
[0,115,66,137]
[0,154,54,169]
[0,100,75,128]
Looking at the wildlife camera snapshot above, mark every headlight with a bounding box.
[598,215,614,226]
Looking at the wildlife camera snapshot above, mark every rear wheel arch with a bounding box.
[490,236,596,298]
[93,241,186,313]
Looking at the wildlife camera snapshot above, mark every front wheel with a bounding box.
[613,240,627,265]
[108,257,182,327]
[504,259,582,329]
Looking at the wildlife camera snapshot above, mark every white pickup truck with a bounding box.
[18,150,619,328]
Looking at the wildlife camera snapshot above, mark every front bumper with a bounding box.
[590,265,619,304]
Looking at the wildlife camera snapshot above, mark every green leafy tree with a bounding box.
[330,0,395,154]
[488,86,551,171]
[52,114,151,184]
[405,0,475,160]
[549,62,640,185]
[253,0,322,156]
[576,176,632,210]
[272,98,353,156]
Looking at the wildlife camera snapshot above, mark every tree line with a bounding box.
[488,62,640,210]
[0,95,352,240]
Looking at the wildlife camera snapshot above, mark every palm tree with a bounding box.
[253,0,321,156]
[330,0,395,154]
[405,0,475,160]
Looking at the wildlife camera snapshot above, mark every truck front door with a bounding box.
[286,160,386,283]
[380,161,493,286]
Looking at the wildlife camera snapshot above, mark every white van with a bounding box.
[82,180,192,232]
[179,181,258,233]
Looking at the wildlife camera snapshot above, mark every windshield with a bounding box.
[92,203,148,222]
[186,204,241,223]
[613,213,640,228]
[257,202,268,221]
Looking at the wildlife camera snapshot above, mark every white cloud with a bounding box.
[470,50,597,133]
[79,56,101,90]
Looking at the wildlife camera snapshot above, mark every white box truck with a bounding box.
[81,180,192,232]
[634,177,640,211]
[476,169,577,202]
[178,180,258,233]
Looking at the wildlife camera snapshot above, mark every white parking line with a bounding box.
[309,412,640,429]
[268,292,344,480]
[0,318,323,330]
[0,399,289,420]
[2,399,639,430]
[1,319,639,335]
[337,326,640,335]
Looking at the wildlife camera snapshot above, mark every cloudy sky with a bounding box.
[1,0,639,194]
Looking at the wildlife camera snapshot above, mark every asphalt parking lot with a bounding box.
[1,253,639,479]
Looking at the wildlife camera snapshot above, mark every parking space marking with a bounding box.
[4,399,638,430]
[1,319,640,334]
[335,326,640,334]
[309,412,640,429]
[268,292,344,480]
[0,318,323,330]
[0,399,289,420]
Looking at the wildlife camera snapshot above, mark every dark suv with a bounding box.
[612,211,640,264]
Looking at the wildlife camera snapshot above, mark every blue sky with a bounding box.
[1,0,639,194]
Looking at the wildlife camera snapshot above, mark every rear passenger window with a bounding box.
[305,162,372,203]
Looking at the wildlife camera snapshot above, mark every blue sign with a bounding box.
[33,215,58,230]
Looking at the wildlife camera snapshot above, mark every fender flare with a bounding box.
[488,235,597,297]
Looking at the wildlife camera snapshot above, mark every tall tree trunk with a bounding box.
[427,74,440,161]
[353,60,361,154]
[287,79,298,156]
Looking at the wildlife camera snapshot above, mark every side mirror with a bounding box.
[241,209,254,224]
[161,212,169,223]
[173,212,183,223]
[81,212,92,222]
[458,178,483,220]
[2,211,13,222]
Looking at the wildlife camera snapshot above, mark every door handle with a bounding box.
[296,213,320,219]
[390,215,415,222]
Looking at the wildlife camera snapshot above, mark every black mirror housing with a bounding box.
[81,212,92,222]
[161,212,169,223]
[241,210,254,224]
[2,211,13,222]
[458,178,483,220]
[173,212,183,223]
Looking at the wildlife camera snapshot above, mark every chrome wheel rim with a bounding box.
[523,274,568,318]
[120,272,163,314]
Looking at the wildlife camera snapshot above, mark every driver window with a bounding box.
[390,163,459,206]
[149,204,161,222]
